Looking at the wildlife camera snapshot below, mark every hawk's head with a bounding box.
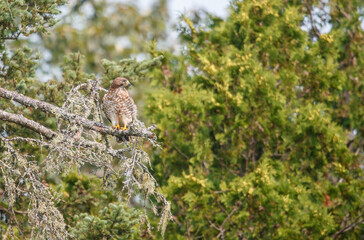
[110,77,131,89]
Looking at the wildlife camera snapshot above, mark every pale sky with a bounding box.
[138,0,230,20]
[168,0,229,19]
[137,0,230,51]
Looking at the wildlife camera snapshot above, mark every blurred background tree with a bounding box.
[41,0,168,73]
[145,0,364,239]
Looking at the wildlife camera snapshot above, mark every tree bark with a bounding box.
[0,109,56,139]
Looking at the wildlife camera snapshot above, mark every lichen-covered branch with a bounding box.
[0,78,171,238]
[0,136,68,239]
[0,109,127,158]
[0,87,156,139]
[0,109,56,139]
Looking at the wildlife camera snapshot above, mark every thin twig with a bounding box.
[306,0,320,39]
[331,215,364,239]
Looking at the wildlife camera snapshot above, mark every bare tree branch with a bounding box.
[0,87,156,139]
[215,202,241,239]
[204,201,241,239]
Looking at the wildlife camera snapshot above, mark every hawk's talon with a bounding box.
[112,124,128,131]
[113,124,121,130]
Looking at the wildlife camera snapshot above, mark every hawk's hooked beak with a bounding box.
[126,80,133,87]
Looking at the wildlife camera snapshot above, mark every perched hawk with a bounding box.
[102,77,137,141]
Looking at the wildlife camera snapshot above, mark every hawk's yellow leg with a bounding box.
[121,123,128,131]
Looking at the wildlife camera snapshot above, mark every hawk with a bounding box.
[102,77,137,141]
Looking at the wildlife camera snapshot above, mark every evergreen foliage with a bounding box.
[145,0,364,239]
[0,0,65,40]
[70,203,140,240]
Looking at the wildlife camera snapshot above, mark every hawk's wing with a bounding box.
[102,90,116,124]
[126,95,137,119]
[121,89,137,120]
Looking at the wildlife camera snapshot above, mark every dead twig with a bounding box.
[331,214,364,239]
